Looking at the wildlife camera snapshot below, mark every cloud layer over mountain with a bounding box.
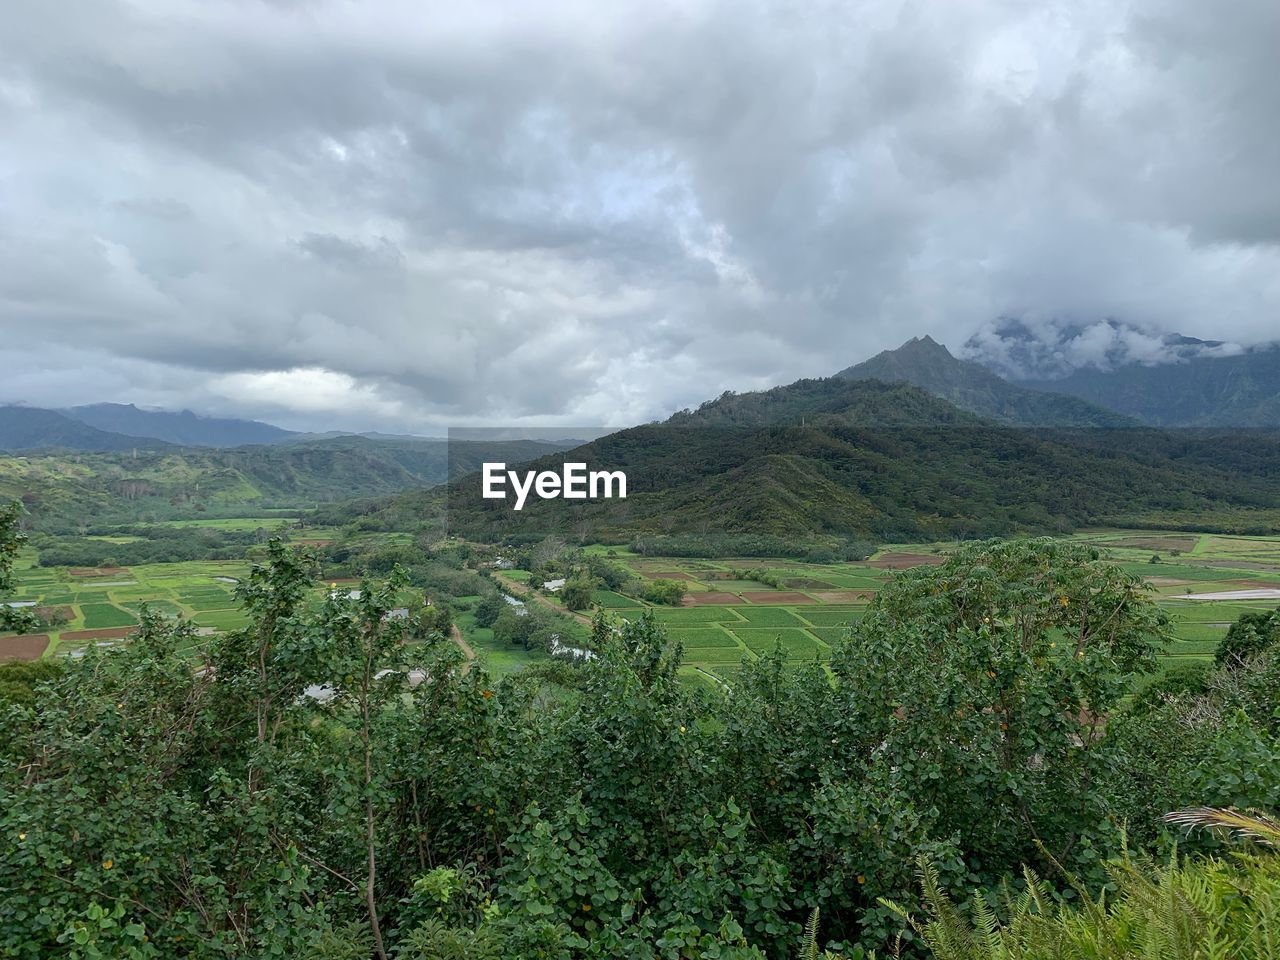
[960,318,1247,381]
[2,0,1277,430]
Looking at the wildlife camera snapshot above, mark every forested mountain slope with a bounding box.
[343,377,1280,543]
[1017,344,1280,426]
[0,405,167,453]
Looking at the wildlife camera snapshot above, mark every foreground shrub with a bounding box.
[892,810,1280,960]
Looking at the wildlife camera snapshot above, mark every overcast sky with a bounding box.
[2,0,1277,433]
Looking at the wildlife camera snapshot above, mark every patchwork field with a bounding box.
[519,531,1280,686]
[1,553,249,658]
[6,528,1280,685]
[0,510,394,660]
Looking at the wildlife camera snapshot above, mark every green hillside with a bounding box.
[344,377,1280,543]
[0,436,571,532]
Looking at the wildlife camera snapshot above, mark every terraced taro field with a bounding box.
[6,528,1280,686]
[565,531,1280,688]
[0,555,254,660]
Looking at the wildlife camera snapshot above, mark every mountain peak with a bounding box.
[910,334,943,348]
[835,335,1138,427]
[898,334,953,358]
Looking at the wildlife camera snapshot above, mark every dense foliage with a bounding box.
[894,827,1280,960]
[1216,608,1280,667]
[0,502,40,635]
[35,526,276,567]
[2,521,1277,957]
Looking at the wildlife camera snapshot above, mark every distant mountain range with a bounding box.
[64,403,297,447]
[831,332,1280,429]
[835,336,1137,427]
[7,335,1280,540]
[0,403,298,452]
[1,403,453,453]
[0,406,171,453]
[5,324,1278,456]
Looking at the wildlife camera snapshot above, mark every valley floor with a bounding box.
[9,517,1268,686]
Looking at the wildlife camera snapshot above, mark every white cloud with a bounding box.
[0,0,1276,431]
[207,367,404,418]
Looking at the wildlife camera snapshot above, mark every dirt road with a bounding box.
[450,623,476,669]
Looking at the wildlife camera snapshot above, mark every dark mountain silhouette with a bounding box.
[0,406,167,452]
[64,403,297,447]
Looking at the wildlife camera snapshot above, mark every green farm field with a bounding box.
[0,547,250,659]
[503,530,1280,684]
[0,503,398,658]
[7,527,1279,680]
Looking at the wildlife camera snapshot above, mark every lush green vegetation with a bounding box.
[894,818,1280,959]
[0,435,570,533]
[400,379,1280,543]
[3,520,1277,957]
[35,526,280,567]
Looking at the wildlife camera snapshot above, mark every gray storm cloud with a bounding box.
[1,0,1277,432]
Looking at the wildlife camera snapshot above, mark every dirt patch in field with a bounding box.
[646,571,697,580]
[810,590,875,603]
[36,606,75,622]
[867,553,944,569]
[1199,560,1280,571]
[1147,577,1194,586]
[0,634,48,661]
[69,567,129,578]
[683,592,743,606]
[1113,536,1199,552]
[784,577,837,590]
[743,591,815,604]
[61,626,137,642]
[1227,579,1280,590]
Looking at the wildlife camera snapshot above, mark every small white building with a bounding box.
[543,578,566,592]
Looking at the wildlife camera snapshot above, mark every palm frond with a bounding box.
[1163,807,1280,848]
